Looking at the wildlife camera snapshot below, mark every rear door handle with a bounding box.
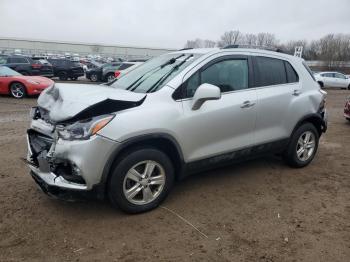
[241,101,256,108]
[293,90,302,96]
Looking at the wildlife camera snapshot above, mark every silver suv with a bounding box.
[26,47,327,213]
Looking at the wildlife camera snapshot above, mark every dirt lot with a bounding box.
[0,90,349,262]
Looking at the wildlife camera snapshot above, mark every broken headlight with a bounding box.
[56,115,115,140]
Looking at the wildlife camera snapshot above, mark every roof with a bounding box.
[171,47,302,61]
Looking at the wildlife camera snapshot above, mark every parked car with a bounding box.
[314,72,350,89]
[47,58,84,80]
[0,66,53,98]
[26,48,327,213]
[345,96,350,121]
[86,62,122,82]
[0,55,53,77]
[114,61,144,79]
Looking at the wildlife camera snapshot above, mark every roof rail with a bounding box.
[222,44,285,53]
[178,47,193,51]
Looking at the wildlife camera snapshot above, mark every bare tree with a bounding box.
[217,30,242,47]
[203,39,216,48]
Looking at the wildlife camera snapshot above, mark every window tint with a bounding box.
[284,61,299,83]
[118,63,134,70]
[254,57,287,87]
[9,57,28,64]
[323,73,334,78]
[183,58,249,98]
[335,73,346,79]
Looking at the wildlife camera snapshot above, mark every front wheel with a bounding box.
[284,123,319,168]
[108,148,174,213]
[10,82,27,99]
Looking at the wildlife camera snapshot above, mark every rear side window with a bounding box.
[302,61,316,81]
[254,57,287,87]
[284,61,299,83]
[118,63,134,70]
[9,57,28,64]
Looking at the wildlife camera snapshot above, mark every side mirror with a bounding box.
[192,83,221,110]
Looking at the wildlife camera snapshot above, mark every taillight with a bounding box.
[114,70,121,78]
[31,63,42,69]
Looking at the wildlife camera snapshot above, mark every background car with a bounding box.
[345,96,350,121]
[0,55,53,77]
[86,62,121,82]
[0,66,53,98]
[314,72,350,89]
[114,61,144,79]
[47,58,84,80]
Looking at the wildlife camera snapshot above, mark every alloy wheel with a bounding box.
[296,131,316,162]
[10,83,25,98]
[123,160,166,205]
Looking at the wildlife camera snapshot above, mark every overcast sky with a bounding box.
[0,0,349,49]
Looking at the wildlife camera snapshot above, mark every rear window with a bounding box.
[9,57,28,64]
[284,61,299,83]
[254,56,287,87]
[302,61,316,81]
[118,63,134,70]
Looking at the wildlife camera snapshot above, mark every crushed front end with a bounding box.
[26,107,120,200]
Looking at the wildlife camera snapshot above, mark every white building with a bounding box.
[0,37,175,60]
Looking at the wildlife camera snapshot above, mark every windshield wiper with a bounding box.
[126,54,185,91]
[145,54,194,93]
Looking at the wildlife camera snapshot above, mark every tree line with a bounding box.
[184,31,350,66]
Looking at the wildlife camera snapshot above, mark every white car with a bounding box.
[314,72,350,90]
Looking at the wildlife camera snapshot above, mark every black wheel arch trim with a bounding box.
[97,133,185,199]
[291,112,327,137]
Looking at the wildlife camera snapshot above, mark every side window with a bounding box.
[335,73,346,79]
[254,57,287,87]
[201,59,248,93]
[119,63,134,70]
[10,57,28,63]
[284,61,299,83]
[183,59,249,98]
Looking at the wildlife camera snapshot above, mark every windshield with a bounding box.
[110,53,201,93]
[0,66,21,76]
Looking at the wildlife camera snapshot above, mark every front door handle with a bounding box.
[241,101,256,108]
[293,90,302,96]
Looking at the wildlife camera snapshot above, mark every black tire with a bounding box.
[105,73,115,82]
[318,81,324,88]
[71,77,78,81]
[9,82,27,99]
[90,73,99,82]
[108,148,174,213]
[58,71,68,81]
[18,71,29,76]
[284,123,319,168]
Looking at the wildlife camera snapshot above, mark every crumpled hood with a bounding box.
[37,83,146,122]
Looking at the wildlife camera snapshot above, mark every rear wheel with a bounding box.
[9,82,27,99]
[18,71,29,76]
[108,148,174,213]
[71,77,78,81]
[284,123,319,168]
[58,71,68,81]
[105,73,115,82]
[90,73,99,82]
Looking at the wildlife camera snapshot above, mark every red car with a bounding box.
[345,96,350,122]
[0,66,53,98]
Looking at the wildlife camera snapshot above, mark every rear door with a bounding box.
[178,55,257,162]
[253,56,300,143]
[334,73,348,88]
[322,73,336,87]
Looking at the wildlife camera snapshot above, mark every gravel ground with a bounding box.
[0,89,349,262]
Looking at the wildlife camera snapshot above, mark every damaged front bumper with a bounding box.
[26,119,120,199]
